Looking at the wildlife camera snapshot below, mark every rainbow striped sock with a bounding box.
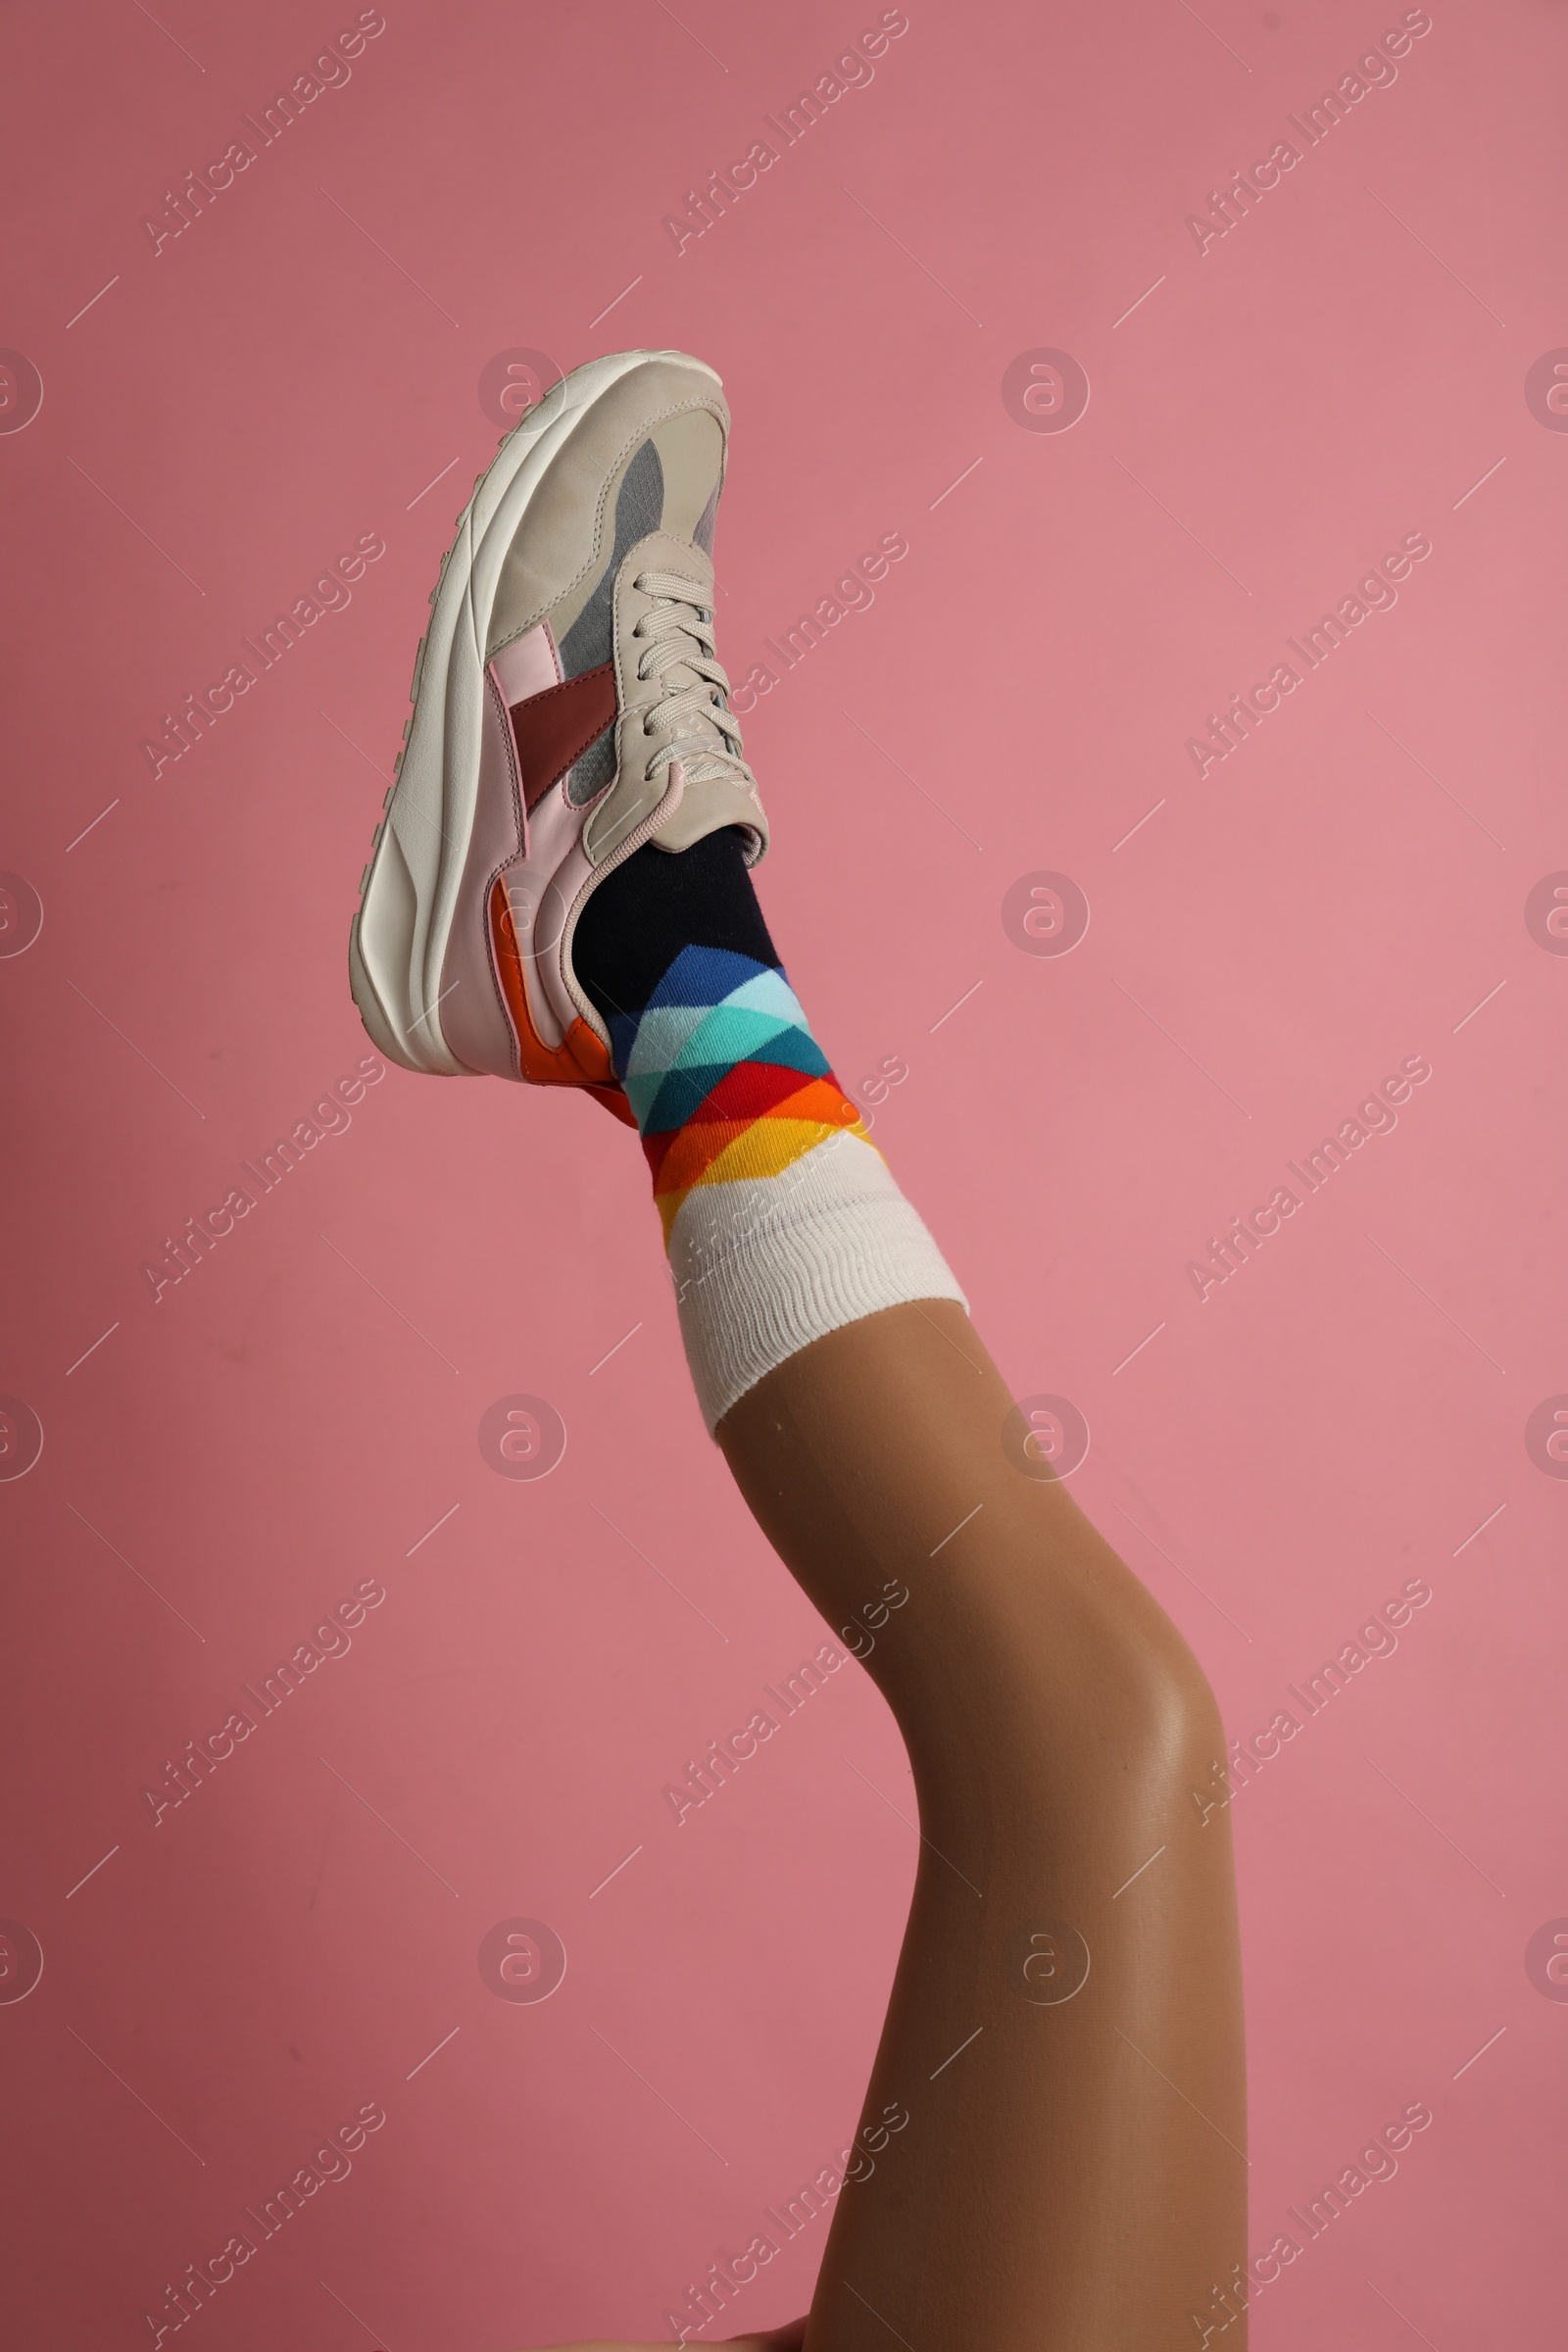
[607,941,965,1431]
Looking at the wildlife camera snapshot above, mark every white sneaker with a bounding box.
[350,348,766,1122]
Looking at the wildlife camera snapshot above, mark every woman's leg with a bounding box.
[717,1302,1248,2350]
[567,836,1247,2342]
[525,1303,1246,2352]
[352,353,1246,2346]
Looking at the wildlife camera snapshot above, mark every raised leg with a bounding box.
[352,350,1249,2348]
[718,1301,1248,2351]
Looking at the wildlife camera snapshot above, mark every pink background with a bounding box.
[3,0,1565,2342]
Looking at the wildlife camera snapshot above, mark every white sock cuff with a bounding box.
[665,1133,967,1434]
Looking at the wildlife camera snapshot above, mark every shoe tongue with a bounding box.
[638,529,712,601]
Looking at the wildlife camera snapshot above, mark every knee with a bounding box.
[1132,1631,1226,1796]
[1103,1611,1221,1785]
[1002,1575,1225,1793]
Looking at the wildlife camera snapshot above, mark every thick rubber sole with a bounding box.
[348,348,719,1076]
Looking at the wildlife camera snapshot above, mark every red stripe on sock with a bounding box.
[645,1076,860,1194]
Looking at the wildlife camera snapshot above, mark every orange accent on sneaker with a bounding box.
[490,884,639,1125]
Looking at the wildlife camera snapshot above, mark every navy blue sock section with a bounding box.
[574,830,780,1065]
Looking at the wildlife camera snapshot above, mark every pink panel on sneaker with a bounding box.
[498,778,594,1052]
[497,760,690,1054]
[490,621,561,704]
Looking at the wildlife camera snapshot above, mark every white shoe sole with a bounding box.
[348,347,721,1076]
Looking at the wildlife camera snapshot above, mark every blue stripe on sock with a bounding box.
[643,944,774,1011]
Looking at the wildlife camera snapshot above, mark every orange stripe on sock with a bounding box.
[654,1099,875,1243]
[651,1078,863,1198]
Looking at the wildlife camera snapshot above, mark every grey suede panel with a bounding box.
[560,439,663,805]
[566,725,617,806]
[558,439,664,679]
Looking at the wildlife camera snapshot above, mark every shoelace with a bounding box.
[632,570,758,791]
